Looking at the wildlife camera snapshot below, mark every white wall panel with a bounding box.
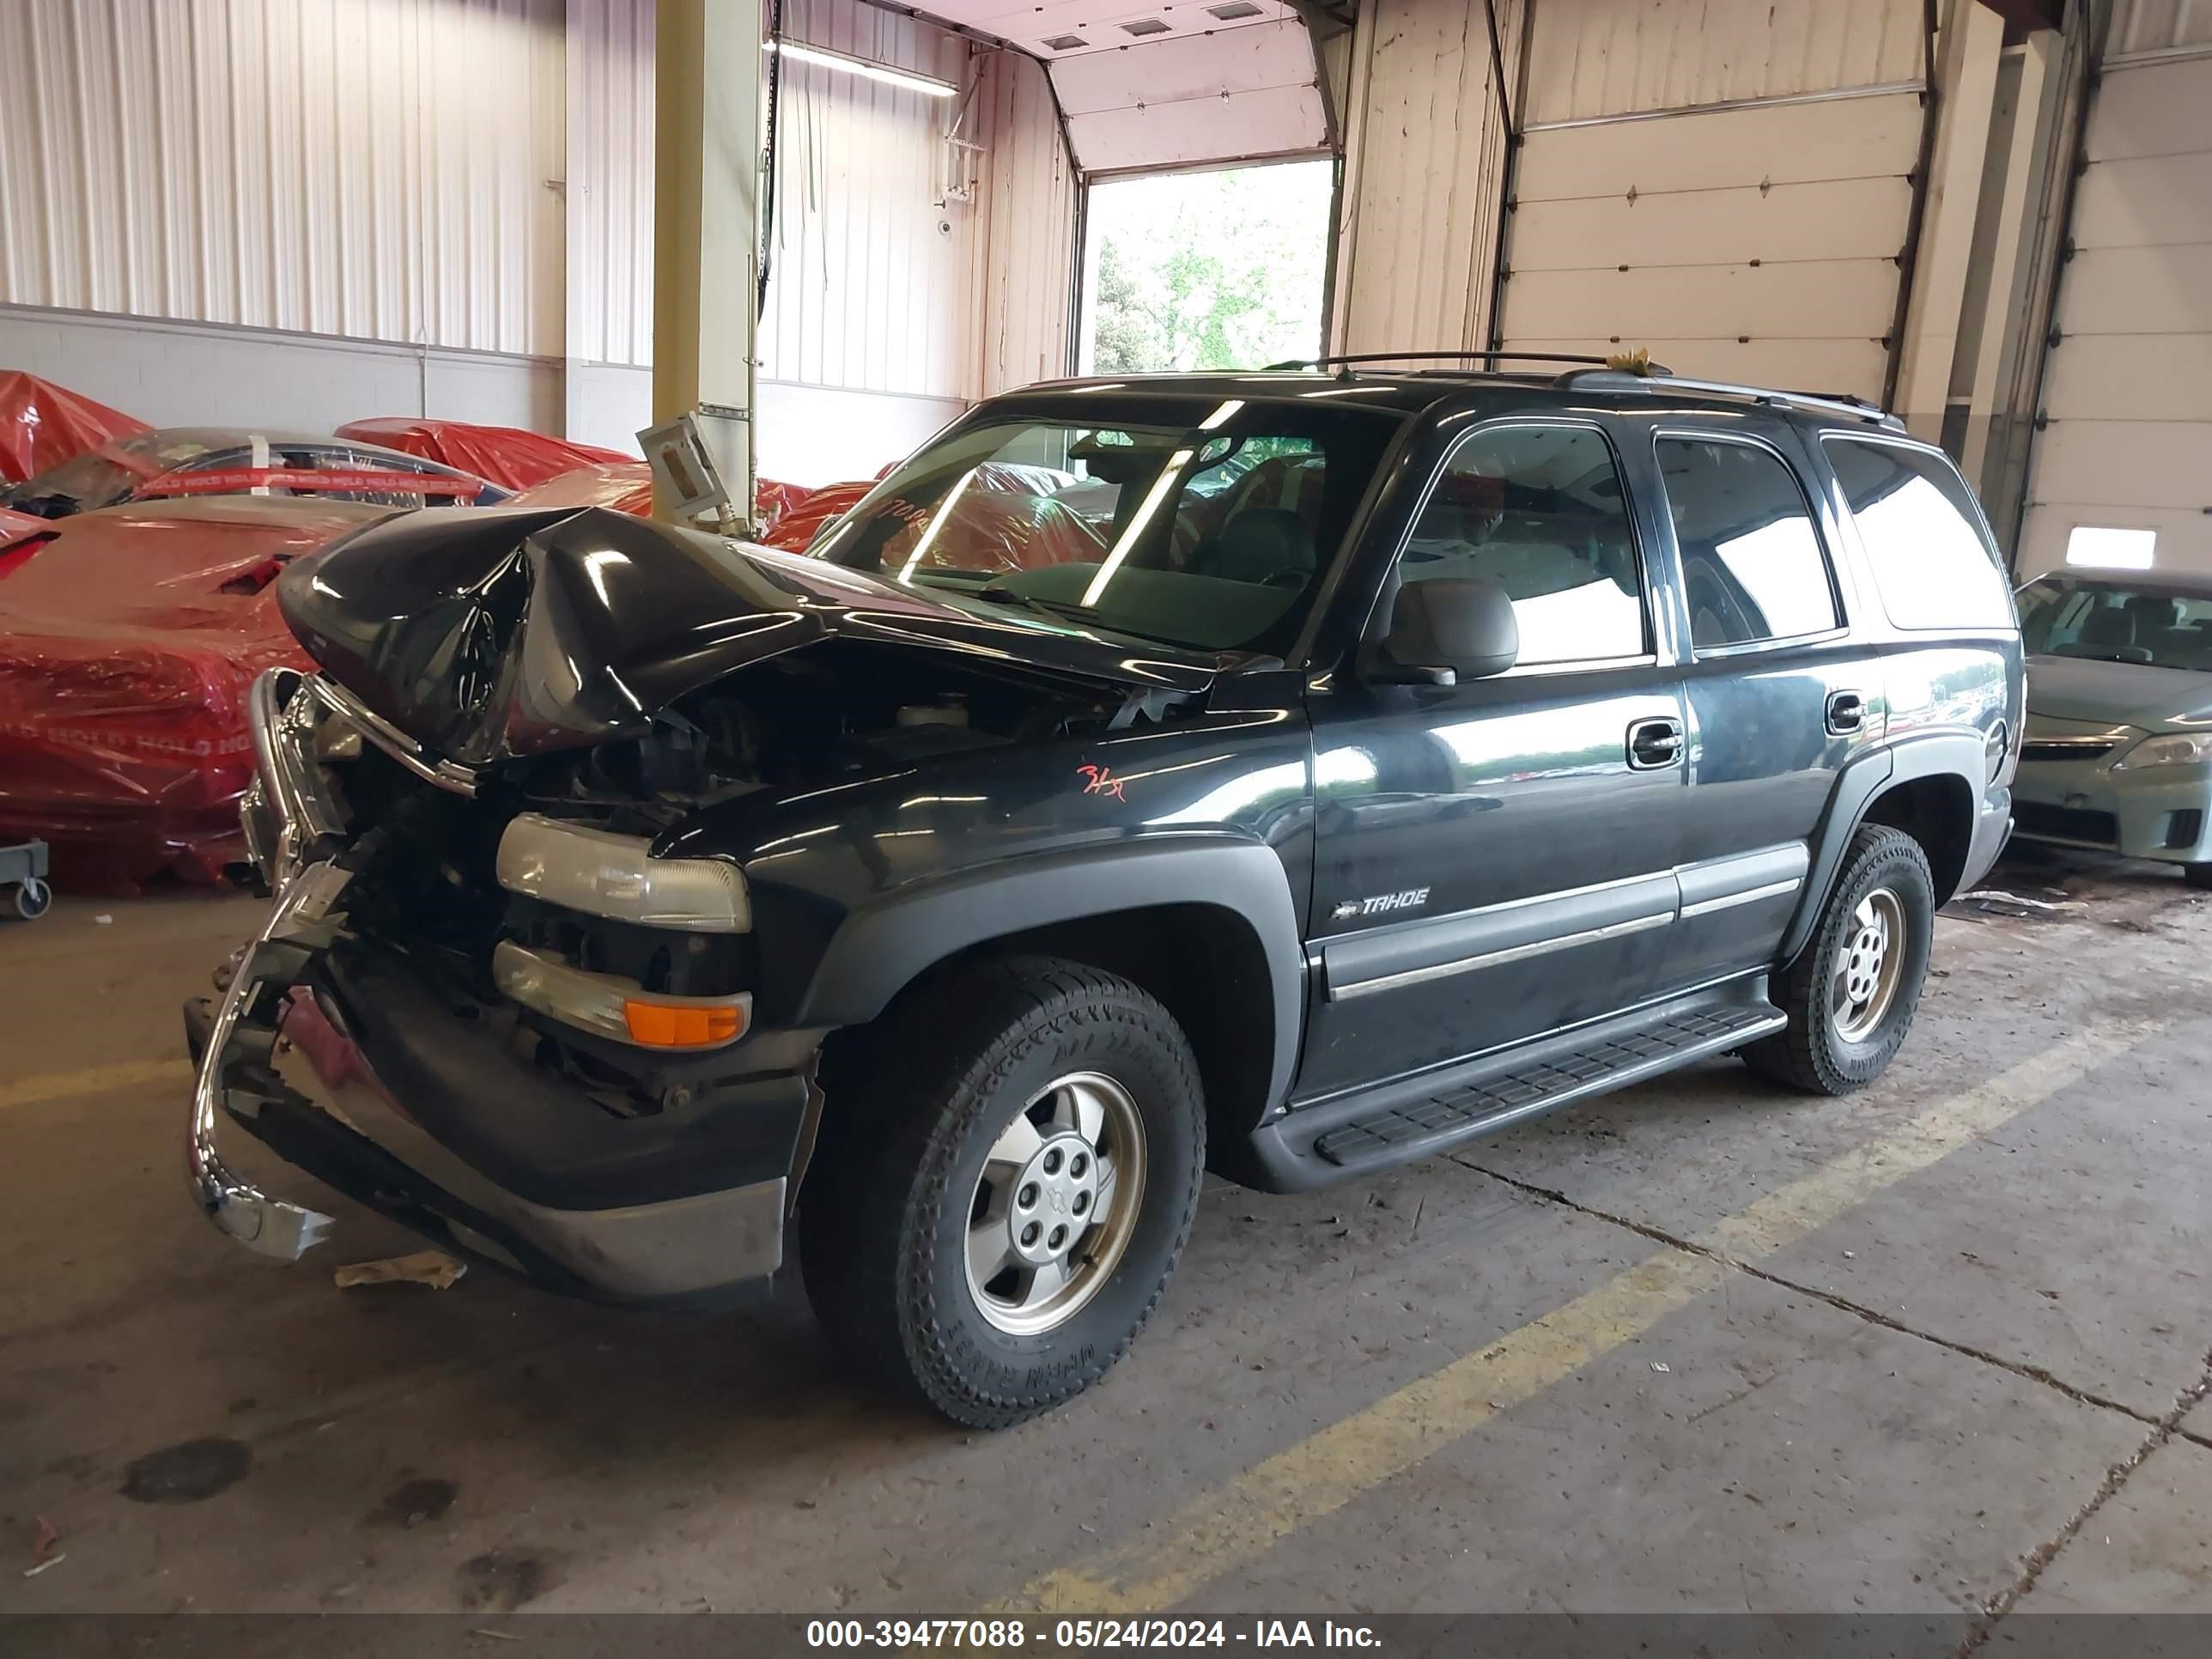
[0,0,564,356]
[756,0,977,399]
[568,0,655,368]
[0,0,1062,459]
[972,48,1079,393]
[2021,56,2212,578]
[1328,0,1527,356]
[1523,0,1924,125]
[0,304,562,432]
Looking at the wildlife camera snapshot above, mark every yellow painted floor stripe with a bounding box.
[0,1058,192,1110]
[993,1021,2161,1615]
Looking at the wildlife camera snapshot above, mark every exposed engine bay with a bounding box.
[508,641,1154,830]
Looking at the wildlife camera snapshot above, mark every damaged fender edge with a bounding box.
[185,860,351,1260]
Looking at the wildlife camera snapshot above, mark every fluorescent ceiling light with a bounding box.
[768,39,957,99]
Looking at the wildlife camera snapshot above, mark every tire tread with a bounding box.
[1745,823,1932,1096]
[799,954,1204,1429]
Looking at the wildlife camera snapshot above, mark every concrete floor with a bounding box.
[2,852,2208,1626]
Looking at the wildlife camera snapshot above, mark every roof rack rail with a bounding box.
[1262,349,1675,377]
[1553,368,1906,430]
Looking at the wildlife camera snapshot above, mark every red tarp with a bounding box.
[510,462,814,535]
[759,480,872,551]
[336,418,633,492]
[0,496,393,891]
[0,372,149,485]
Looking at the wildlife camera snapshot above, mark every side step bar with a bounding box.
[1242,986,1784,1190]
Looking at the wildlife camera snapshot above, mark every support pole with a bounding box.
[652,0,760,526]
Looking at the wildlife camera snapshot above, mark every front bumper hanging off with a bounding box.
[185,668,799,1304]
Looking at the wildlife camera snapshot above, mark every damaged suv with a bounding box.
[188,363,2021,1426]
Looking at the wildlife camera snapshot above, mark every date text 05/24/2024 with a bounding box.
[805,1620,1383,1650]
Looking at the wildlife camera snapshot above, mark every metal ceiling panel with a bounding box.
[912,0,1304,60]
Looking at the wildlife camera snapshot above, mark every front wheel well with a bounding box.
[817,905,1279,1155]
[1860,772,1976,905]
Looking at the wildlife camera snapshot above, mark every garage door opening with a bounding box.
[1076,160,1334,376]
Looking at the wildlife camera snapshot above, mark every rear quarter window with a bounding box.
[1823,438,2014,631]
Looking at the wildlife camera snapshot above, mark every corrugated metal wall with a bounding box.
[562,2,1072,401]
[0,0,565,356]
[972,49,1078,392]
[567,0,654,368]
[757,0,976,398]
[1328,0,1528,355]
[1522,0,1924,125]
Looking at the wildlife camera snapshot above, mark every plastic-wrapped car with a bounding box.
[0,495,399,889]
[335,418,632,493]
[0,428,504,522]
[0,371,149,485]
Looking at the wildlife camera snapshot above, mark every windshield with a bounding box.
[808,398,1401,653]
[2,431,224,514]
[2017,574,2212,672]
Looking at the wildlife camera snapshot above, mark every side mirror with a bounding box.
[1370,578,1519,686]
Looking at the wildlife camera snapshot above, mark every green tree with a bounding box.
[1085,161,1330,375]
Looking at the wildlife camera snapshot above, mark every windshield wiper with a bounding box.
[976,583,1094,623]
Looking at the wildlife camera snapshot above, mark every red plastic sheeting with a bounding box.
[507,463,813,534]
[759,480,872,551]
[0,372,149,485]
[0,496,393,891]
[335,418,633,492]
[762,478,1110,574]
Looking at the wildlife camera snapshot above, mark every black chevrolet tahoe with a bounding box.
[187,361,2022,1427]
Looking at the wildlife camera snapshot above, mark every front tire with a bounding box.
[1745,825,1935,1095]
[799,956,1205,1429]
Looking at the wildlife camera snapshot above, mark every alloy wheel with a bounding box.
[964,1070,1148,1336]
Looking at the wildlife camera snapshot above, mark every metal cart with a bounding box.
[1,839,52,921]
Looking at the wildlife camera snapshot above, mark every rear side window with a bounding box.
[1823,437,2013,630]
[1656,437,1839,649]
[1400,425,1647,665]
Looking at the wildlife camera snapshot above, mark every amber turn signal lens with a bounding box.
[623,1000,746,1048]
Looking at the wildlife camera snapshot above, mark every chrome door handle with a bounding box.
[1826,690,1867,735]
[1628,717,1685,769]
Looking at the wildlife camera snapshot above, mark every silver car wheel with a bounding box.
[1831,887,1905,1043]
[964,1070,1148,1337]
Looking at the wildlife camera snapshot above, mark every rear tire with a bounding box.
[1744,825,1934,1096]
[799,955,1205,1429]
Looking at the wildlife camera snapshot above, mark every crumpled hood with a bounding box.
[278,505,1229,765]
[2027,653,2212,731]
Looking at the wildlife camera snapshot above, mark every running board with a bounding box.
[1256,988,1785,1186]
